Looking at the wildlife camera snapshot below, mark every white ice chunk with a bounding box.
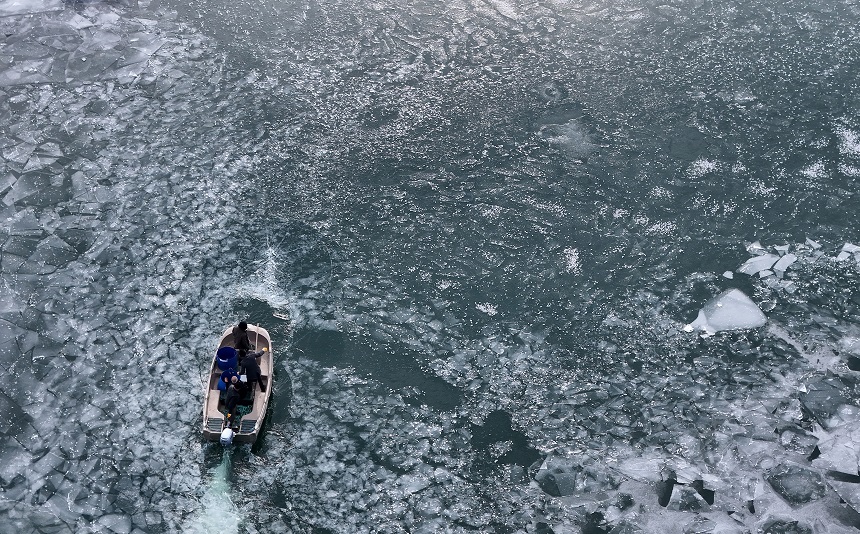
[842,243,860,254]
[774,245,790,256]
[475,302,498,316]
[737,254,779,275]
[806,238,822,249]
[686,289,767,334]
[836,251,852,262]
[87,30,122,51]
[722,271,734,279]
[772,254,797,277]
[37,142,63,158]
[746,241,767,255]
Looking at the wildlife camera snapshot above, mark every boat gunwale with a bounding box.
[202,324,273,443]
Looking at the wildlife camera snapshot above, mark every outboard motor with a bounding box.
[220,427,235,446]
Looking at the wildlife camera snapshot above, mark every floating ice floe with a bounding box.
[836,242,860,262]
[684,289,766,335]
[806,238,822,249]
[772,253,797,277]
[746,240,768,255]
[737,254,779,275]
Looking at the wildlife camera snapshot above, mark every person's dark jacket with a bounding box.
[225,384,241,425]
[232,325,252,352]
[241,351,266,392]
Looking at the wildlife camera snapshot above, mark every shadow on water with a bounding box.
[291,327,461,411]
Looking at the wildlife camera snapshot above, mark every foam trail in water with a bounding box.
[236,241,293,310]
[184,450,242,534]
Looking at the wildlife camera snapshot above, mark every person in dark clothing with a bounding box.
[220,372,250,399]
[232,321,253,353]
[220,368,239,388]
[224,384,242,428]
[240,348,267,393]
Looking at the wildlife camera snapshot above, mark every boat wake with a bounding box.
[183,450,242,534]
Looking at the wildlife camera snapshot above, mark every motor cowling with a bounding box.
[220,427,234,446]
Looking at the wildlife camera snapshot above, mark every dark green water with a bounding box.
[2,0,860,532]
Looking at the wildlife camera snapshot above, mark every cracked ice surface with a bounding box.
[245,232,860,534]
[4,0,860,531]
[0,2,282,531]
[237,222,860,531]
[0,0,63,17]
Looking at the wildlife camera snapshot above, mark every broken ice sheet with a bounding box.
[772,253,797,277]
[812,404,860,474]
[684,289,766,334]
[835,242,860,262]
[65,49,123,82]
[0,0,63,17]
[737,254,779,275]
[127,32,166,55]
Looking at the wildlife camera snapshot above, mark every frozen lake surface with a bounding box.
[2,0,860,532]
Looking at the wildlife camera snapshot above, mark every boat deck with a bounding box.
[202,325,273,443]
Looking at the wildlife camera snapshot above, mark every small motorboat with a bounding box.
[202,324,273,445]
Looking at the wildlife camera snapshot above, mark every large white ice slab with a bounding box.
[685,289,767,335]
[737,254,779,275]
